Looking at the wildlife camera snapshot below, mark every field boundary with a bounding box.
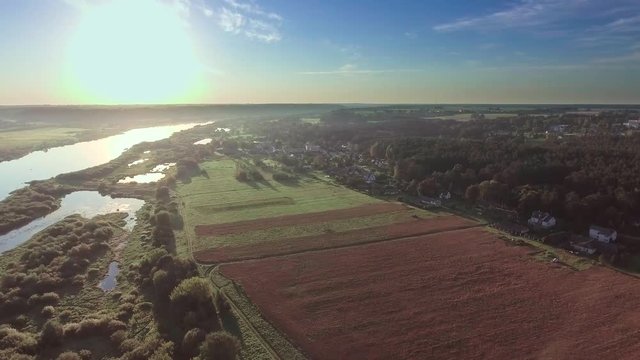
[194,202,407,236]
[194,197,295,213]
[195,218,481,264]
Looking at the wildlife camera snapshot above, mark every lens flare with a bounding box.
[66,0,203,104]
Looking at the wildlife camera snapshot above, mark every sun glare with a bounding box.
[66,0,203,104]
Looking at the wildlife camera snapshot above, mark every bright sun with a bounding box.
[67,0,202,104]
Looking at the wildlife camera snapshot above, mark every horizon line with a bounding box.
[2,102,640,108]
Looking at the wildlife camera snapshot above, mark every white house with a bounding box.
[419,197,442,207]
[548,124,569,134]
[528,211,556,229]
[624,119,640,129]
[363,173,376,184]
[589,225,617,243]
[439,192,451,200]
[305,143,322,152]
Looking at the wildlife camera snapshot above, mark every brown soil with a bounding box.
[194,203,407,237]
[194,215,475,264]
[221,227,640,360]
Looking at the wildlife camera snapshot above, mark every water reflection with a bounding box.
[118,162,176,184]
[127,159,147,167]
[0,191,144,253]
[98,261,120,292]
[194,138,212,145]
[118,173,165,184]
[0,122,206,200]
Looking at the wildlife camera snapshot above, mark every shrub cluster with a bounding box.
[0,187,60,235]
[0,215,115,318]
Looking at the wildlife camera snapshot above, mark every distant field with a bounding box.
[0,127,85,151]
[428,113,517,121]
[177,159,383,251]
[221,227,640,360]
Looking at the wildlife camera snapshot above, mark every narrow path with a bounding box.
[210,273,284,360]
[176,192,283,359]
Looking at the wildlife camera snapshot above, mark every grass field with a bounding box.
[0,127,86,151]
[177,159,384,250]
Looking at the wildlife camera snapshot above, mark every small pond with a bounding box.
[127,159,147,167]
[98,261,120,292]
[194,138,212,145]
[117,162,176,184]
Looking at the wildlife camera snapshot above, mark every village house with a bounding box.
[570,238,597,255]
[624,119,640,129]
[417,196,442,207]
[548,124,569,134]
[363,172,376,184]
[589,225,617,243]
[528,211,556,229]
[439,192,451,200]
[305,143,322,152]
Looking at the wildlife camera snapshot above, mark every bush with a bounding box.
[40,320,63,347]
[170,278,218,330]
[152,270,173,298]
[78,349,92,360]
[93,227,113,240]
[58,310,72,323]
[56,351,81,360]
[199,332,240,360]
[107,320,127,333]
[40,292,60,306]
[62,323,79,337]
[41,306,55,318]
[235,170,248,182]
[0,327,38,353]
[214,292,231,314]
[181,328,205,357]
[110,330,127,345]
[76,317,109,337]
[156,187,170,202]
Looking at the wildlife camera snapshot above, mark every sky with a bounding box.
[1,0,639,105]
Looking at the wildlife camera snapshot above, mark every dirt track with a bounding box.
[194,215,475,263]
[221,227,640,360]
[194,203,407,237]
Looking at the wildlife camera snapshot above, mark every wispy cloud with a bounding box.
[593,51,640,64]
[433,0,590,32]
[578,14,640,47]
[300,64,423,75]
[216,0,282,42]
[404,32,417,39]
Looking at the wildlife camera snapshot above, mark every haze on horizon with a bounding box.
[1,0,640,105]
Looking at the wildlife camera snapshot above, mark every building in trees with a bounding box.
[528,211,557,230]
[589,225,617,243]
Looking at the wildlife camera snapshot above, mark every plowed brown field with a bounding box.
[195,215,475,263]
[194,203,407,236]
[221,227,640,360]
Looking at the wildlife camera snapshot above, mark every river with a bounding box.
[0,121,208,253]
[0,122,206,200]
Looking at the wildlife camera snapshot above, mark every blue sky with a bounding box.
[1,0,639,104]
